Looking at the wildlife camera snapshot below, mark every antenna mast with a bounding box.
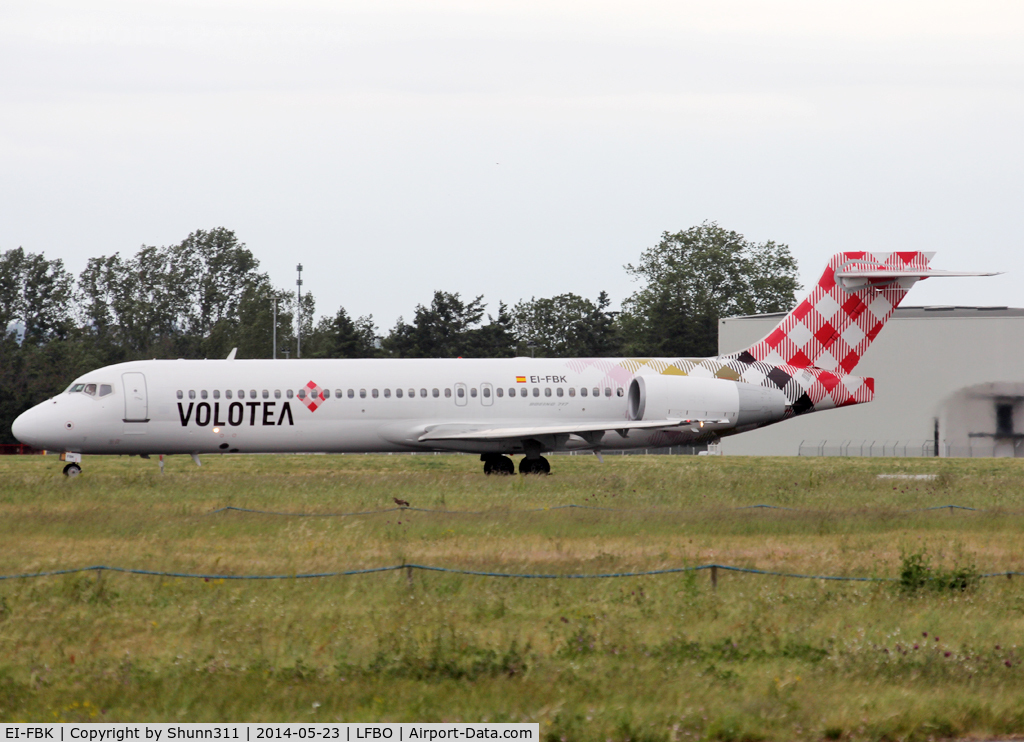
[296,263,303,359]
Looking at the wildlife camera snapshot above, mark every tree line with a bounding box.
[0,223,800,442]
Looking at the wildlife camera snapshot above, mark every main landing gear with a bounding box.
[480,454,550,475]
[481,454,516,475]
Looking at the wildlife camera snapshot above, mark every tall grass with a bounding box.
[2,453,1024,740]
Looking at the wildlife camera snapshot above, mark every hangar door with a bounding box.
[122,372,149,422]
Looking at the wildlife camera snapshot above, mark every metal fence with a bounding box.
[798,439,1021,458]
[798,440,937,457]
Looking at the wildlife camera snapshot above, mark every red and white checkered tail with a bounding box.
[742,252,935,373]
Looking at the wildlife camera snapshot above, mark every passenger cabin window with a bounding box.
[287,390,294,399]
[176,390,183,399]
[213,390,220,399]
[457,388,465,398]
[470,388,477,398]
[496,388,503,398]
[201,390,208,400]
[580,388,588,397]
[568,388,575,397]
[533,388,540,397]
[445,388,452,398]
[520,388,527,397]
[420,388,427,398]
[298,389,307,399]
[396,389,403,398]
[275,390,281,399]
[226,390,233,399]
[249,390,257,399]
[507,388,515,397]
[323,389,331,398]
[335,389,342,399]
[384,389,392,398]
[616,387,624,397]
[189,390,196,400]
[408,389,415,398]
[592,388,599,397]
[544,388,552,397]
[359,389,366,398]
[262,390,269,399]
[237,390,244,399]
[372,389,379,398]
[348,389,355,398]
[432,388,439,398]
[605,387,612,397]
[556,388,564,397]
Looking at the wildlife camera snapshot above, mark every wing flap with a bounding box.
[418,419,725,442]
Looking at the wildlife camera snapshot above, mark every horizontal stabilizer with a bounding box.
[418,419,721,442]
[834,268,1001,290]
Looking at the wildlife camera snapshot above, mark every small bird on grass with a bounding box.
[393,497,410,507]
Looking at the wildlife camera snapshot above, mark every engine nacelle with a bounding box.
[627,374,788,428]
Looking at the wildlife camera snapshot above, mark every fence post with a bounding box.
[710,565,718,590]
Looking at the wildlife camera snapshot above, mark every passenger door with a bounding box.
[122,372,149,422]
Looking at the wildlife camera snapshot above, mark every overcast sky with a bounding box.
[2,1,1022,331]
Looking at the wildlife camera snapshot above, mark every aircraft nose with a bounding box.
[12,406,48,448]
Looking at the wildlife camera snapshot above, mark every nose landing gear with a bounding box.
[60,452,83,478]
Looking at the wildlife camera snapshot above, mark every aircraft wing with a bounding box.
[417,419,721,442]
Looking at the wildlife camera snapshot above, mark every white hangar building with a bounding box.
[717,306,1024,457]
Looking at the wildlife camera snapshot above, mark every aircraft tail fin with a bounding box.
[734,252,995,373]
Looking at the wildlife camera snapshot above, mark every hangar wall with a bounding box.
[717,307,1024,457]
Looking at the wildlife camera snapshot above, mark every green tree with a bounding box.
[464,302,517,358]
[306,307,378,358]
[512,291,621,357]
[383,291,487,358]
[75,229,268,358]
[620,222,800,357]
[0,248,74,345]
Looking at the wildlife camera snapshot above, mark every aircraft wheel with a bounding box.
[519,456,551,475]
[63,463,82,478]
[483,455,515,475]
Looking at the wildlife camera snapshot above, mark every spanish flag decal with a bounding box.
[516,376,526,383]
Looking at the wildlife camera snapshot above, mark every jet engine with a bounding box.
[627,374,788,429]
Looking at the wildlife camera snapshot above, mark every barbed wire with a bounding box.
[209,503,994,518]
[1,562,1021,583]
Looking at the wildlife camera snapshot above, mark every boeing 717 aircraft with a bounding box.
[12,252,995,476]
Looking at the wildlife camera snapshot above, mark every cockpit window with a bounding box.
[84,384,97,396]
[99,384,113,397]
[69,384,86,393]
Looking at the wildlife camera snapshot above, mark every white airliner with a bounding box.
[12,252,996,476]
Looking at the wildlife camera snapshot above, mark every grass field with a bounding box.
[2,452,1024,740]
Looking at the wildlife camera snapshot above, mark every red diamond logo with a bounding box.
[302,380,325,412]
